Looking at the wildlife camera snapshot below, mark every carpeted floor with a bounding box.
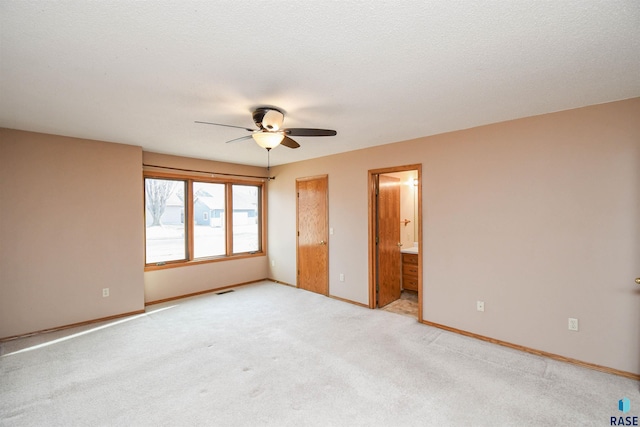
[1,281,638,426]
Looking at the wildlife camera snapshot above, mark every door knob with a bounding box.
[636,278,640,285]
[397,243,403,247]
[319,240,326,245]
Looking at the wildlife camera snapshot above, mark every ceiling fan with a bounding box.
[195,106,337,151]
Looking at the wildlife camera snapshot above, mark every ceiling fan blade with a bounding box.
[195,121,255,132]
[280,136,300,149]
[225,135,253,144]
[284,128,337,137]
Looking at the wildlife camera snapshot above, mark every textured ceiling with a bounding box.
[1,1,639,167]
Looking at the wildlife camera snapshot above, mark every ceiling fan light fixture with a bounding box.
[252,131,284,149]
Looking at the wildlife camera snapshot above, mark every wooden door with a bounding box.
[297,175,328,295]
[377,174,401,307]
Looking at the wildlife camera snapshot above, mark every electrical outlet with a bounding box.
[271,259,275,267]
[102,288,109,298]
[568,318,579,331]
[476,301,484,312]
[339,273,345,282]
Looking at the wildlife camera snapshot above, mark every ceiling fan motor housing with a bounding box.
[253,107,284,130]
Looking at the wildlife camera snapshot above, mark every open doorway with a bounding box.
[368,164,422,321]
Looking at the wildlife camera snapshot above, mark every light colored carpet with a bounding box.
[1,281,638,426]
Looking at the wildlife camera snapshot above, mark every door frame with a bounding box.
[368,164,422,320]
[296,174,329,296]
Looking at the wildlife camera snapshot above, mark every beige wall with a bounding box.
[142,152,269,303]
[0,129,144,338]
[0,140,271,338]
[268,98,640,374]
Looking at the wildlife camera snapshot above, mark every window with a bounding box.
[145,178,186,264]
[193,182,225,259]
[232,184,260,253]
[144,174,264,268]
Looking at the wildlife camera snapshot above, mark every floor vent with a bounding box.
[216,290,235,295]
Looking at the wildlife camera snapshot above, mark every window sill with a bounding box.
[144,251,265,272]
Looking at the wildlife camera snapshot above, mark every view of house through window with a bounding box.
[193,182,225,258]
[144,175,263,266]
[232,184,260,253]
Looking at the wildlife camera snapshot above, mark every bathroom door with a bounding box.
[296,175,329,295]
[377,174,401,307]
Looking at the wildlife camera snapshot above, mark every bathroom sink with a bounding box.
[401,246,419,254]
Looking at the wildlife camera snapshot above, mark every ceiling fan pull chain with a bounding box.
[267,148,271,174]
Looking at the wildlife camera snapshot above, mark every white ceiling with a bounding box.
[1,1,639,167]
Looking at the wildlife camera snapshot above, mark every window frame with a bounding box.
[143,171,266,271]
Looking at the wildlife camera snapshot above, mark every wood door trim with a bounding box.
[368,164,422,321]
[296,174,328,182]
[369,164,422,175]
[368,173,378,308]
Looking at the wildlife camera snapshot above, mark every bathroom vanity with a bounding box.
[401,247,419,291]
